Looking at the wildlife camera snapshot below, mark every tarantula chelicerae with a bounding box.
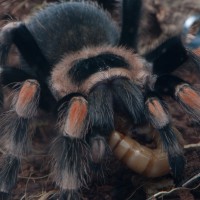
[0,0,200,199]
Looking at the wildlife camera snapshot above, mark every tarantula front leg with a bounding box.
[145,92,185,183]
[50,94,90,200]
[0,79,40,199]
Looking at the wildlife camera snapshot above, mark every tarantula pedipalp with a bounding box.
[0,0,189,199]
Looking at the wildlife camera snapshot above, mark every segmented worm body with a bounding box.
[109,131,170,178]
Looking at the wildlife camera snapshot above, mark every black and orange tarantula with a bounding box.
[0,0,199,199]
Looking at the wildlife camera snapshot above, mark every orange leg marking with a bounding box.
[177,85,200,110]
[147,98,169,126]
[15,80,39,117]
[64,97,88,138]
[17,80,39,106]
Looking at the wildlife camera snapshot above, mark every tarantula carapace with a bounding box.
[0,0,198,199]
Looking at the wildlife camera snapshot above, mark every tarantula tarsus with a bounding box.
[0,0,193,199]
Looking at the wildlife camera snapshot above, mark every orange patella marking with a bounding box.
[178,86,200,110]
[148,99,165,120]
[66,98,88,137]
[17,81,38,107]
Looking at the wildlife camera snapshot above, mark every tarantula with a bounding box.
[0,0,198,199]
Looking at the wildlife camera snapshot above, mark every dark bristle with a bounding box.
[0,44,11,66]
[0,155,20,193]
[13,118,29,145]
[145,93,185,182]
[0,112,31,157]
[168,154,186,185]
[88,83,114,135]
[50,136,91,190]
[38,82,57,112]
[154,75,186,97]
[159,125,185,183]
[0,26,15,65]
[0,67,35,86]
[13,23,51,78]
[144,36,188,75]
[112,77,144,124]
[119,0,142,49]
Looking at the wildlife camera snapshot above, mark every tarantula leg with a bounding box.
[119,0,142,49]
[0,67,35,85]
[0,67,56,112]
[0,22,21,65]
[0,80,40,198]
[155,75,200,121]
[144,37,188,75]
[0,155,20,197]
[0,22,50,77]
[51,94,90,199]
[145,92,185,183]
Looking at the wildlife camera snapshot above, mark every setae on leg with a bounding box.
[50,94,90,200]
[0,79,40,199]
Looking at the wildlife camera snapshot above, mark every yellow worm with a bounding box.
[109,131,170,178]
